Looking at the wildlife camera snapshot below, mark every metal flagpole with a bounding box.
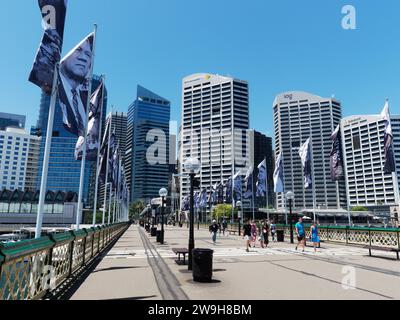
[35,63,59,239]
[76,25,98,230]
[108,183,112,224]
[92,74,105,227]
[310,140,317,223]
[103,108,113,224]
[265,157,270,221]
[252,168,255,221]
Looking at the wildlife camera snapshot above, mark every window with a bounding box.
[353,134,361,151]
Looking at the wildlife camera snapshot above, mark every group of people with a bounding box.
[242,219,277,252]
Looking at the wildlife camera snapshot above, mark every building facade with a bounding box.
[0,128,40,192]
[0,112,26,130]
[341,115,400,212]
[273,91,347,210]
[126,85,171,203]
[180,73,250,207]
[35,75,107,206]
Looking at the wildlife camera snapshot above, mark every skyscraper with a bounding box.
[341,114,400,212]
[0,128,40,191]
[273,91,347,211]
[35,75,107,205]
[180,74,250,208]
[126,85,171,202]
[0,112,26,130]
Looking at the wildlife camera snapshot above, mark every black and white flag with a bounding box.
[299,138,313,189]
[244,166,254,200]
[29,0,68,94]
[330,125,344,181]
[381,101,396,174]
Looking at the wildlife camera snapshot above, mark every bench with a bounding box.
[227,229,238,236]
[364,245,400,260]
[172,248,189,265]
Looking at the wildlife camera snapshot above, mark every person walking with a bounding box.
[310,221,320,254]
[262,220,270,248]
[209,220,219,244]
[295,218,306,252]
[251,220,258,248]
[222,218,228,237]
[270,220,277,242]
[243,219,252,252]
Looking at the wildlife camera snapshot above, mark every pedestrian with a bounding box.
[243,219,252,252]
[270,220,277,242]
[262,220,270,248]
[209,220,219,244]
[295,218,306,252]
[258,221,265,248]
[251,220,258,248]
[310,221,320,254]
[222,218,228,237]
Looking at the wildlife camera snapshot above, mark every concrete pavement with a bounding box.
[71,224,400,300]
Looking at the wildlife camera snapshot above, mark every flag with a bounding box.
[111,144,120,190]
[209,183,218,205]
[256,159,267,197]
[29,0,68,94]
[217,182,224,204]
[244,166,253,199]
[233,171,242,202]
[299,138,313,189]
[381,101,396,174]
[194,192,200,209]
[75,80,105,161]
[225,177,233,204]
[273,153,284,193]
[58,33,95,137]
[330,125,344,181]
[200,189,208,209]
[98,122,115,184]
[181,196,189,211]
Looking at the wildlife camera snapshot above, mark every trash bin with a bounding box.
[156,230,161,242]
[192,249,214,283]
[145,224,150,232]
[277,230,285,242]
[151,227,157,237]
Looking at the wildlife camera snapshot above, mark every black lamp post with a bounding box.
[237,201,242,236]
[159,188,168,245]
[184,157,201,271]
[286,191,295,244]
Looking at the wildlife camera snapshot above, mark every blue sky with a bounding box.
[0,0,399,137]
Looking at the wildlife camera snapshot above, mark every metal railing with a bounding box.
[0,222,129,300]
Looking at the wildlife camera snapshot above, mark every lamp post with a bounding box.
[237,201,242,236]
[286,191,295,244]
[159,188,168,244]
[184,157,201,271]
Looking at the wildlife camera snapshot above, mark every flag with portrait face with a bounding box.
[200,189,208,209]
[299,138,313,189]
[58,33,94,137]
[225,177,232,204]
[209,183,218,205]
[273,153,284,193]
[99,122,115,185]
[29,0,68,94]
[381,101,396,174]
[233,171,242,202]
[256,159,267,197]
[244,166,254,200]
[217,182,224,204]
[75,80,104,161]
[330,125,344,181]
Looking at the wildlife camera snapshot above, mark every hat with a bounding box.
[212,220,216,223]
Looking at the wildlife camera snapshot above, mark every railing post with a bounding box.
[68,238,74,277]
[82,233,87,267]
[369,228,372,247]
[327,226,329,242]
[346,226,349,245]
[91,233,95,259]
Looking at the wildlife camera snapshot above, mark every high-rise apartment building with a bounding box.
[180,74,250,206]
[341,114,400,211]
[0,128,40,191]
[126,85,170,202]
[35,75,107,205]
[0,112,26,130]
[273,91,347,210]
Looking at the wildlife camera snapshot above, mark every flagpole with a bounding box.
[103,108,113,224]
[35,63,59,239]
[76,25,98,230]
[92,74,105,227]
[108,183,112,224]
[310,140,317,223]
[265,157,270,221]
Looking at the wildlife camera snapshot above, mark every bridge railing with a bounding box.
[277,225,400,249]
[0,222,129,300]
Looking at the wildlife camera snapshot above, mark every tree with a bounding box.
[129,200,146,220]
[212,204,234,221]
[351,206,368,212]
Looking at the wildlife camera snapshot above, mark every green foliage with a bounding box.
[130,200,146,220]
[83,211,104,225]
[351,206,369,212]
[212,204,234,220]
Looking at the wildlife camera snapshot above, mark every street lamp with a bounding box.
[286,191,295,244]
[159,188,168,244]
[236,201,242,236]
[184,157,201,271]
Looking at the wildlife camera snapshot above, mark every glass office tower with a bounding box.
[35,75,107,206]
[125,85,170,203]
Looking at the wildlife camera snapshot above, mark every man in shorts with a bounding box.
[243,219,252,252]
[295,218,306,252]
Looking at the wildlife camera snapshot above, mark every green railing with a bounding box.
[0,222,129,300]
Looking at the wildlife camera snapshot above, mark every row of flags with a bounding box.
[273,101,396,193]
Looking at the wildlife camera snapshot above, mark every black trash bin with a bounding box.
[145,224,150,232]
[151,227,157,237]
[277,230,285,242]
[156,230,161,242]
[192,249,214,283]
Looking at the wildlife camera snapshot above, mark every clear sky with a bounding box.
[0,0,399,137]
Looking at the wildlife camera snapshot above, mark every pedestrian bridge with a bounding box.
[0,223,399,300]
